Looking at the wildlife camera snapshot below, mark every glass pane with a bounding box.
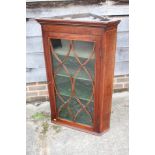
[50,39,95,127]
[55,95,94,126]
[52,51,95,80]
[54,75,72,97]
[75,79,93,101]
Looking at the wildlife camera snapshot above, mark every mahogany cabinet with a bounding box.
[37,14,120,135]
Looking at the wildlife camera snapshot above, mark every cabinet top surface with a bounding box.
[36,13,120,28]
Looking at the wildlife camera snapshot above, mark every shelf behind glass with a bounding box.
[51,39,95,59]
[52,54,95,81]
[54,75,94,101]
[56,94,94,126]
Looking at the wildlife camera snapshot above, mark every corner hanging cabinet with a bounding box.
[37,14,120,135]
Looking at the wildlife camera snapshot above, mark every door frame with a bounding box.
[42,30,102,133]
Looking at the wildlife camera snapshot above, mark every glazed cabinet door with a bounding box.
[42,32,101,132]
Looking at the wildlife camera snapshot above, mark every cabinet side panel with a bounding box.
[93,36,103,132]
[100,28,117,132]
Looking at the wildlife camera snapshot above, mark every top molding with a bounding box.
[36,13,120,28]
